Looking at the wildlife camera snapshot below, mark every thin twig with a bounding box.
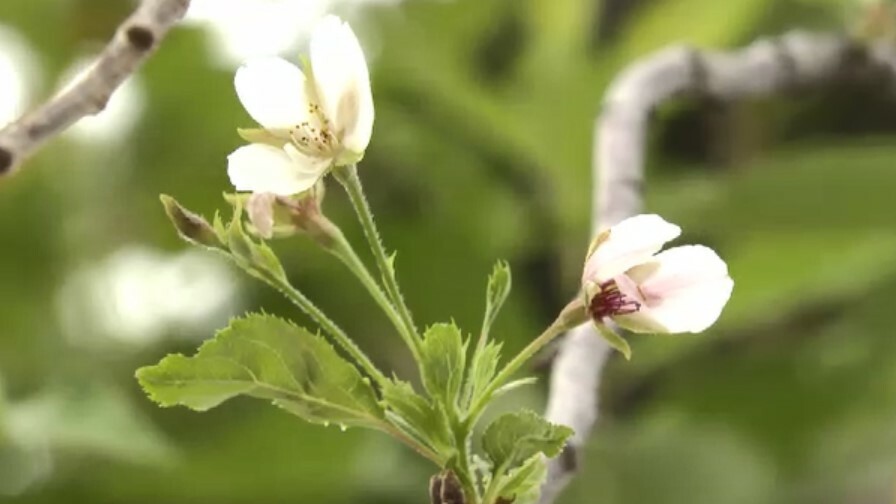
[539,31,896,504]
[0,0,191,176]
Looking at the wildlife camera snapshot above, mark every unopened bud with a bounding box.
[429,470,465,504]
[239,181,338,246]
[160,195,221,248]
[246,192,277,239]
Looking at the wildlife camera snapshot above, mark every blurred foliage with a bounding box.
[2,0,896,503]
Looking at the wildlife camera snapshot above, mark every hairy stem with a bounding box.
[453,422,480,504]
[380,422,443,466]
[334,164,422,353]
[326,227,423,363]
[467,300,585,423]
[260,270,388,387]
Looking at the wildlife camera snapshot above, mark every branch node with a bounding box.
[126,25,156,51]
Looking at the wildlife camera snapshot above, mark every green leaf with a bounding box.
[493,377,537,398]
[493,455,548,504]
[481,260,512,339]
[420,323,468,409]
[380,379,453,454]
[136,314,384,429]
[463,340,502,409]
[482,410,573,470]
[595,322,632,360]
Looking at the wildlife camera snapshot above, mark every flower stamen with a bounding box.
[588,280,641,321]
[289,102,337,156]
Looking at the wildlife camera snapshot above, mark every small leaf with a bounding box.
[463,340,502,409]
[420,323,468,409]
[594,322,632,360]
[136,314,384,429]
[481,261,512,339]
[493,455,547,504]
[160,195,222,249]
[482,410,573,470]
[381,379,453,453]
[492,377,537,398]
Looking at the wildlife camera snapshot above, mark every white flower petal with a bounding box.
[583,214,681,284]
[227,144,325,196]
[235,57,310,129]
[310,15,374,153]
[624,245,734,333]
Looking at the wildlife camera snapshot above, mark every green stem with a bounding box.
[466,299,587,422]
[453,424,481,504]
[260,270,388,387]
[466,319,568,424]
[325,228,423,363]
[380,423,443,466]
[480,459,512,504]
[334,165,421,351]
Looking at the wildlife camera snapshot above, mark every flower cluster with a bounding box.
[223,15,734,339]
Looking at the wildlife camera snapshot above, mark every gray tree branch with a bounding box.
[0,0,191,177]
[539,31,896,504]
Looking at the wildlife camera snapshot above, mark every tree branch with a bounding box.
[0,0,191,176]
[539,31,896,504]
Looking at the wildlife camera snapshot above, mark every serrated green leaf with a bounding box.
[420,323,468,409]
[463,340,502,409]
[136,314,383,429]
[481,260,512,339]
[482,410,573,470]
[595,322,632,360]
[493,455,547,504]
[380,379,453,453]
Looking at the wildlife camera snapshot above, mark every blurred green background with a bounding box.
[2,0,896,503]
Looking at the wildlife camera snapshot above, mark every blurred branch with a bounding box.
[0,0,191,177]
[539,31,896,504]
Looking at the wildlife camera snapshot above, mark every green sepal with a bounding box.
[236,127,290,148]
[225,197,288,281]
[594,322,632,360]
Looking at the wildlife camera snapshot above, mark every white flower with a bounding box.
[227,15,374,196]
[582,214,734,334]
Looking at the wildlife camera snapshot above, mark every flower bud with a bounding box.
[160,195,222,248]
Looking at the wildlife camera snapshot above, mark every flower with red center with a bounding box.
[583,214,733,334]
